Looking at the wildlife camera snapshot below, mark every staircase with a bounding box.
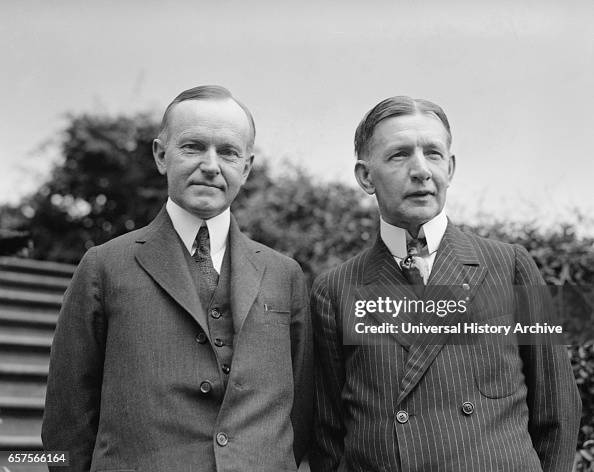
[0,257,74,450]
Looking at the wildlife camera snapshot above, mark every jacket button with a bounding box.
[210,308,221,319]
[395,410,409,424]
[199,381,212,394]
[195,332,207,344]
[222,364,231,375]
[214,338,224,347]
[462,283,470,290]
[216,432,228,446]
[462,401,475,415]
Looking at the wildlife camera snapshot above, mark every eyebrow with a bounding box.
[419,137,447,148]
[380,139,448,155]
[177,134,243,145]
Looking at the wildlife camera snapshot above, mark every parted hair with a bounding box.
[158,85,256,149]
[354,96,452,158]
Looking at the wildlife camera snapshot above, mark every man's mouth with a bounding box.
[191,182,222,190]
[406,190,434,198]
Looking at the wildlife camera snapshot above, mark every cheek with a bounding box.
[432,162,452,180]
[167,170,185,188]
[375,176,405,196]
[222,166,247,189]
[168,159,197,179]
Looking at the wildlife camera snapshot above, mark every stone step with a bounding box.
[0,257,75,278]
[0,332,52,351]
[0,434,43,449]
[0,323,56,341]
[0,305,58,328]
[0,362,49,378]
[0,270,70,294]
[0,411,42,440]
[0,350,52,370]
[0,288,63,310]
[0,379,46,400]
[0,395,44,411]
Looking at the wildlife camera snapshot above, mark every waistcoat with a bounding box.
[186,244,234,390]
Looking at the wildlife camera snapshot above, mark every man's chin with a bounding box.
[407,202,441,219]
[182,199,226,220]
[383,208,440,230]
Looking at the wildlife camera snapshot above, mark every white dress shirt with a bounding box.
[379,209,448,283]
[165,198,229,274]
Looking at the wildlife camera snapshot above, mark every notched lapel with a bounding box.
[357,237,417,350]
[362,236,415,294]
[228,217,264,334]
[134,207,208,333]
[397,223,488,404]
[427,222,487,305]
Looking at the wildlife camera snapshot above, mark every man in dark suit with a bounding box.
[42,85,313,471]
[310,96,581,471]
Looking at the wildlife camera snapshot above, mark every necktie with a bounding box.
[193,225,219,303]
[401,237,429,296]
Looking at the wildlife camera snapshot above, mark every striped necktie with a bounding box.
[193,225,219,302]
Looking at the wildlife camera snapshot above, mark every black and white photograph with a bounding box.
[0,1,593,471]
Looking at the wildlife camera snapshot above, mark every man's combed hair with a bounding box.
[354,96,452,158]
[158,85,256,148]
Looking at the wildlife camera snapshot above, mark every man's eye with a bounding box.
[389,152,407,160]
[426,151,443,159]
[219,148,240,158]
[181,143,204,151]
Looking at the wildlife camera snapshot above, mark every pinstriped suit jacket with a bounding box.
[310,222,581,472]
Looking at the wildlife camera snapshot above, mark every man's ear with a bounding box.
[354,159,375,195]
[241,153,254,184]
[152,139,167,175]
[447,154,456,184]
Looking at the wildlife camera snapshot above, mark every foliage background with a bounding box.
[2,113,593,470]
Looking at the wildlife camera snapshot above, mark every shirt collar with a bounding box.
[380,209,448,259]
[165,197,230,255]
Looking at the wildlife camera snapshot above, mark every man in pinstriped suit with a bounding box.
[310,96,581,471]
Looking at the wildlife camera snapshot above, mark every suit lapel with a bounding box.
[397,222,487,405]
[134,207,208,333]
[228,215,264,334]
[356,236,418,350]
[362,235,410,288]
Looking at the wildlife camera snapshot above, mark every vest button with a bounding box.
[462,401,475,415]
[222,364,231,375]
[214,338,224,347]
[395,410,409,424]
[195,332,207,344]
[199,381,212,394]
[210,308,221,319]
[216,432,228,446]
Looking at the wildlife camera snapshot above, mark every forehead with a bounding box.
[369,113,450,150]
[166,98,251,143]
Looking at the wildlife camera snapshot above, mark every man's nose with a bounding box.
[199,147,221,176]
[409,150,431,181]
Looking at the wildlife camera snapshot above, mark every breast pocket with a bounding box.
[263,303,291,325]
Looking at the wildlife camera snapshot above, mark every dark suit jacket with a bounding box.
[42,208,313,472]
[310,222,581,472]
